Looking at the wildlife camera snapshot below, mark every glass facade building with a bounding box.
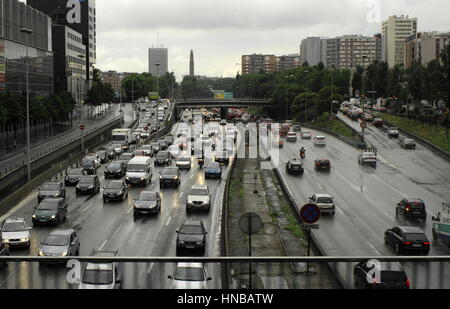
[0,0,54,96]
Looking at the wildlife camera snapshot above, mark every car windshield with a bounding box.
[316,137,325,140]
[3,222,26,232]
[79,178,94,184]
[405,233,428,241]
[162,168,178,176]
[69,169,83,175]
[364,153,375,157]
[37,201,59,210]
[178,157,190,162]
[41,183,59,191]
[82,160,94,167]
[119,154,133,160]
[138,192,158,201]
[207,163,220,169]
[106,182,124,189]
[174,267,205,281]
[44,235,68,246]
[111,144,122,148]
[127,164,146,172]
[157,152,169,159]
[190,188,208,196]
[108,163,121,169]
[82,264,114,285]
[181,225,203,235]
[407,202,425,209]
[142,145,152,150]
[317,197,333,204]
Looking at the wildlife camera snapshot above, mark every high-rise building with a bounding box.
[241,54,276,75]
[148,47,168,77]
[336,35,382,69]
[404,31,450,68]
[27,0,97,83]
[189,50,194,77]
[299,37,328,66]
[0,0,54,96]
[101,70,122,97]
[275,54,301,71]
[382,15,417,68]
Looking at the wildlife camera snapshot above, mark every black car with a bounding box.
[103,180,128,203]
[105,146,116,160]
[155,151,172,166]
[396,198,427,221]
[118,153,134,169]
[159,167,181,188]
[38,181,66,203]
[133,191,161,217]
[159,140,168,150]
[81,159,97,175]
[354,261,410,289]
[151,142,160,155]
[384,226,430,255]
[64,168,85,186]
[97,150,109,164]
[285,159,304,175]
[314,159,331,172]
[215,151,229,165]
[0,242,9,268]
[32,198,67,226]
[104,161,127,179]
[164,136,174,146]
[176,220,208,255]
[76,175,101,195]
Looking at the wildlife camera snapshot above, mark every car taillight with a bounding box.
[403,241,412,245]
[423,242,431,245]
[405,280,410,288]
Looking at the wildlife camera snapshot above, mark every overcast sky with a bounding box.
[96,0,450,81]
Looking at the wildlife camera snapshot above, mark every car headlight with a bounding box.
[203,200,209,204]
[38,250,44,256]
[159,176,163,179]
[3,239,10,243]
[141,177,145,181]
[76,185,80,189]
[196,242,202,245]
[126,176,129,180]
[187,200,193,204]
[174,176,179,180]
[179,241,185,244]
[88,185,94,189]
[61,251,68,257]
[32,215,36,218]
[20,238,29,242]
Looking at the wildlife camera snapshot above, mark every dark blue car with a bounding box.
[205,162,222,179]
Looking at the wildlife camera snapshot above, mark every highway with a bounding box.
[0,106,243,289]
[260,124,450,288]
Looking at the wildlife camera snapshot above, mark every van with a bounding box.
[125,156,153,186]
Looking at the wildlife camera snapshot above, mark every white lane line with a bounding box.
[336,207,345,216]
[367,242,382,255]
[165,216,172,226]
[0,193,35,221]
[98,240,107,250]
[126,207,133,215]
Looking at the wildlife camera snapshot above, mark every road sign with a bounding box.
[239,212,263,235]
[300,204,321,224]
[144,126,149,131]
[301,223,320,229]
[79,124,85,131]
[360,121,367,129]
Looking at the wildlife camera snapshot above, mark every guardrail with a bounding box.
[0,256,449,289]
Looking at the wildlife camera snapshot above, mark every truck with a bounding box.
[432,202,450,247]
[112,129,132,151]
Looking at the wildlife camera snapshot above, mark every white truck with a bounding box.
[432,202,450,246]
[112,129,132,151]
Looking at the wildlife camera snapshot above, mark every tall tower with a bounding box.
[189,50,194,77]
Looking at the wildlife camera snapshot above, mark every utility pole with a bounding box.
[304,70,309,123]
[331,65,335,116]
[21,27,33,182]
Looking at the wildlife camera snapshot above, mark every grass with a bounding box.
[377,112,450,153]
[281,205,305,240]
[307,113,354,138]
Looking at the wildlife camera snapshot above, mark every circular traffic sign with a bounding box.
[144,126,149,131]
[239,212,263,235]
[300,204,321,224]
[360,121,367,129]
[79,124,85,131]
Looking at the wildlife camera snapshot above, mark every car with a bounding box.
[104,146,117,160]
[64,168,85,186]
[168,145,181,159]
[361,113,374,121]
[32,198,67,225]
[38,229,80,263]
[159,167,181,188]
[176,221,208,255]
[141,145,153,157]
[79,250,123,289]
[96,150,109,164]
[168,262,211,289]
[118,153,134,169]
[111,143,123,155]
[313,136,326,146]
[133,149,146,157]
[164,135,174,146]
[396,198,427,221]
[314,159,331,172]
[286,132,298,142]
[285,159,304,175]
[176,156,192,170]
[155,151,172,166]
[308,194,335,216]
[373,118,384,128]
[205,162,222,179]
[358,151,377,167]
[139,130,150,139]
[0,242,9,268]
[38,181,66,203]
[103,180,128,203]
[399,137,416,150]
[76,175,101,195]
[85,153,101,168]
[186,185,211,212]
[81,158,97,175]
[384,226,430,255]
[151,142,160,155]
[215,151,230,165]
[133,191,161,217]
[353,261,410,289]
[220,120,227,126]
[300,131,312,139]
[104,161,127,179]
[387,127,399,138]
[125,156,153,186]
[0,218,31,249]
[293,125,302,133]
[159,140,169,150]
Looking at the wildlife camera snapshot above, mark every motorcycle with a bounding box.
[198,158,204,168]
[300,150,306,159]
[211,143,216,151]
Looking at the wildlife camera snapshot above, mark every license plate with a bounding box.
[186,245,195,249]
[412,244,422,248]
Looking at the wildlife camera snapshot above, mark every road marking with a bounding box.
[98,240,107,250]
[126,207,133,215]
[367,242,382,255]
[165,216,172,226]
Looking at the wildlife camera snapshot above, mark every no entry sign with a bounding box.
[79,124,85,131]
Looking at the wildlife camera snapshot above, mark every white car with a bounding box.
[168,263,211,289]
[313,136,326,146]
[308,194,335,216]
[176,156,192,170]
[168,145,180,159]
[79,250,122,289]
[286,132,297,142]
[85,153,101,168]
[300,131,312,139]
[0,217,31,249]
[358,152,377,167]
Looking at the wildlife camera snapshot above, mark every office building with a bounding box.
[382,15,417,68]
[149,47,168,77]
[404,31,450,68]
[0,0,54,96]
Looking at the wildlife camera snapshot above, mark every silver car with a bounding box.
[79,250,123,289]
[0,218,31,249]
[168,262,211,289]
[186,185,211,212]
[38,229,80,263]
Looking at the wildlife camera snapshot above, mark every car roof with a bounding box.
[183,220,202,227]
[4,217,26,223]
[315,193,332,198]
[128,156,151,164]
[398,226,425,234]
[191,184,208,190]
[49,229,74,237]
[80,175,97,179]
[405,198,424,203]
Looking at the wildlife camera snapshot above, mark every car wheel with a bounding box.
[432,230,437,241]
[395,244,401,255]
[395,207,400,217]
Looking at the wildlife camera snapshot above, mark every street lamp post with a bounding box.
[304,70,309,123]
[155,62,161,99]
[330,65,335,116]
[21,27,33,182]
[284,75,293,121]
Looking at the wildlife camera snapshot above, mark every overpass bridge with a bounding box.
[174,98,271,119]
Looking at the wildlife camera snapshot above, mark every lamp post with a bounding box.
[285,74,293,121]
[77,54,89,152]
[21,27,33,182]
[304,70,309,123]
[330,65,335,116]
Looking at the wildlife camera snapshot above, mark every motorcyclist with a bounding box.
[300,147,306,158]
[211,142,216,151]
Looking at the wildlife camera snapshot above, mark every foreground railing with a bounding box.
[0,256,449,289]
